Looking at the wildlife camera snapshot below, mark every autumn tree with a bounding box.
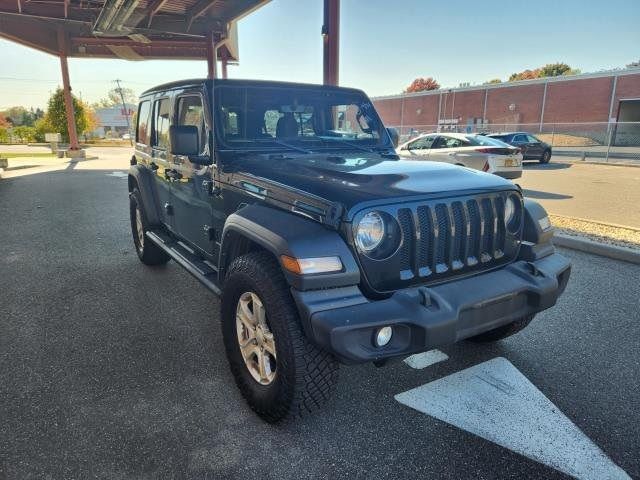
[43,88,92,142]
[509,63,580,81]
[404,77,440,93]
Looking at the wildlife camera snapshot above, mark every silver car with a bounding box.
[397,133,523,179]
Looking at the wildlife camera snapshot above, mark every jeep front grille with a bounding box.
[356,192,522,292]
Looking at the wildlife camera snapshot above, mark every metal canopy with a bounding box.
[0,0,269,61]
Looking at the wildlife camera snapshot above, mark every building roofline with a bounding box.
[371,67,640,101]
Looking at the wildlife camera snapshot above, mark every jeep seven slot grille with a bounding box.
[399,196,506,280]
[358,193,519,292]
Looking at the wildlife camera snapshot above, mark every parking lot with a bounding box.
[1,154,638,479]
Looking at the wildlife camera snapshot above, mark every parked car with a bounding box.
[486,132,552,163]
[129,79,570,422]
[397,133,523,179]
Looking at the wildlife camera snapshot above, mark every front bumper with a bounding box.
[292,253,570,364]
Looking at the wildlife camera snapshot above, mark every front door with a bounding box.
[170,92,217,257]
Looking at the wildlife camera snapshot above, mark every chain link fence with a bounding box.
[392,122,640,164]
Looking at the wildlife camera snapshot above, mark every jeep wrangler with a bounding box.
[128,79,571,422]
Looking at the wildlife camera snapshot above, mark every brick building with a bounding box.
[372,68,640,141]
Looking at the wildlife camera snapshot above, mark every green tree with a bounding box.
[93,87,138,108]
[0,126,9,143]
[484,78,502,84]
[539,62,580,77]
[43,88,91,142]
[12,125,37,143]
[509,63,580,81]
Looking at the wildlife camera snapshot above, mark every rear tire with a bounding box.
[467,314,535,342]
[129,188,170,266]
[221,251,339,422]
[540,150,551,164]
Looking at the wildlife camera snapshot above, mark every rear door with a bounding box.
[526,134,544,157]
[149,96,174,228]
[429,136,471,165]
[510,133,530,158]
[170,90,217,256]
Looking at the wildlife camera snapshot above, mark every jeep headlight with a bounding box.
[504,194,522,233]
[355,211,385,252]
[354,211,401,259]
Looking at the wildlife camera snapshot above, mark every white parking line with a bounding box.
[404,350,449,369]
[395,357,630,480]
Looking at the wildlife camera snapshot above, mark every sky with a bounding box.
[1,0,639,110]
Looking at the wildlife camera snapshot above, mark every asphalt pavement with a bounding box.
[1,160,639,479]
[518,160,640,228]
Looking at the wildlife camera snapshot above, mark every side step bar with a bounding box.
[146,229,222,295]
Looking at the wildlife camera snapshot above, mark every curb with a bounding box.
[553,233,640,265]
[561,159,640,168]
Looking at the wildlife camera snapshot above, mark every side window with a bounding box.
[434,137,466,149]
[409,136,435,150]
[513,134,527,143]
[152,98,171,150]
[136,101,151,145]
[177,95,206,153]
[527,134,539,143]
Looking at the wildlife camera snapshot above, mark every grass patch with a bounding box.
[0,152,56,159]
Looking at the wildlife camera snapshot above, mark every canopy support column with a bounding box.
[207,31,218,79]
[57,26,80,151]
[322,0,339,86]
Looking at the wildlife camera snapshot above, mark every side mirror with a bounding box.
[170,125,199,156]
[170,125,213,165]
[387,127,400,148]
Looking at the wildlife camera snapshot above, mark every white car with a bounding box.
[397,133,523,179]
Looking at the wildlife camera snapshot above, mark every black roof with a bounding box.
[141,78,366,97]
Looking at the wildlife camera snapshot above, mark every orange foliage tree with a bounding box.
[404,77,440,93]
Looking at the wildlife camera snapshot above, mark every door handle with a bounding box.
[202,179,221,196]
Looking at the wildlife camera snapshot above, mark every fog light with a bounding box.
[375,326,393,347]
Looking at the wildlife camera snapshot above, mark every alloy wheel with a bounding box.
[235,291,277,385]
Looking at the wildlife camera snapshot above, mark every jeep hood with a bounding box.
[228,152,516,215]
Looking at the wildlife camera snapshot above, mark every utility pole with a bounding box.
[114,79,133,146]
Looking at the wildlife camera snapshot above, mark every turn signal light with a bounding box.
[281,255,343,275]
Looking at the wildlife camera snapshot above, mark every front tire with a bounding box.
[129,188,170,266]
[467,314,535,342]
[540,150,551,164]
[221,251,339,422]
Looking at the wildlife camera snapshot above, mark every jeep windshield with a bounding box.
[215,84,392,153]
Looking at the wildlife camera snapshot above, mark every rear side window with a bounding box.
[176,96,206,153]
[136,101,151,145]
[433,136,467,149]
[152,98,171,150]
[512,134,528,143]
[489,134,510,142]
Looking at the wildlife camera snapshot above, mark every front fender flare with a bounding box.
[220,204,360,291]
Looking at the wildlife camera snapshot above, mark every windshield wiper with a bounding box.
[317,138,375,154]
[254,138,313,154]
